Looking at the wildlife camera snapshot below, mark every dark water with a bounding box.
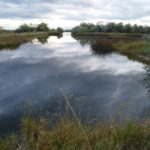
[0,33,150,136]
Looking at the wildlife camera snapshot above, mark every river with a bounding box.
[0,32,150,136]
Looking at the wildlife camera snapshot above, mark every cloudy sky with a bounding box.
[0,0,150,29]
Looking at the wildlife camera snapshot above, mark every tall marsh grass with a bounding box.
[1,115,150,150]
[1,91,150,150]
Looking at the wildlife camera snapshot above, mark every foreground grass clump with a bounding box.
[1,116,150,150]
[0,32,49,49]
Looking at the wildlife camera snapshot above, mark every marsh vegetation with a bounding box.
[0,32,50,50]
[1,112,150,150]
[72,34,150,64]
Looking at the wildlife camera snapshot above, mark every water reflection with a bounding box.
[72,35,150,65]
[72,34,140,47]
[143,65,150,95]
[91,40,115,56]
[0,33,150,136]
[0,35,63,51]
[37,35,49,44]
[72,35,116,56]
[139,65,150,120]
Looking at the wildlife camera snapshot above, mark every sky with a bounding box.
[0,0,150,29]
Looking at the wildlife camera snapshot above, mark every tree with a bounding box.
[115,23,124,32]
[144,26,150,34]
[132,24,138,33]
[106,23,116,32]
[72,26,89,34]
[137,25,145,33]
[123,24,132,33]
[36,23,49,32]
[71,22,150,34]
[57,27,63,33]
[16,24,35,32]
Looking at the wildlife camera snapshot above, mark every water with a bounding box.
[0,32,150,136]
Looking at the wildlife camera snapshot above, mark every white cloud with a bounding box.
[0,0,150,29]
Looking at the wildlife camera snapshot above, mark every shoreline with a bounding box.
[72,32,145,37]
[0,32,62,49]
[72,33,150,65]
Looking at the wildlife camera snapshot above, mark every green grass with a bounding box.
[0,32,49,49]
[1,115,150,150]
[0,32,57,50]
[113,40,150,64]
[72,32,144,37]
[114,40,150,53]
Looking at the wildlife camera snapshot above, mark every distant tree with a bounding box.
[132,24,138,33]
[96,24,102,32]
[137,25,145,33]
[96,22,103,32]
[72,26,89,34]
[16,24,35,32]
[144,26,150,34]
[106,23,116,32]
[115,23,124,33]
[101,25,108,32]
[71,22,150,34]
[80,23,95,32]
[123,24,132,33]
[36,23,49,32]
[57,27,63,33]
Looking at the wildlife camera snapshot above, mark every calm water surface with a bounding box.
[0,33,150,135]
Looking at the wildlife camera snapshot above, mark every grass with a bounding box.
[114,40,150,53]
[0,32,61,50]
[0,32,48,49]
[1,115,150,150]
[113,40,150,64]
[72,32,144,37]
[1,89,150,150]
[1,91,150,150]
[73,33,150,64]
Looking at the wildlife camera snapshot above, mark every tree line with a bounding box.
[15,22,63,33]
[72,22,150,34]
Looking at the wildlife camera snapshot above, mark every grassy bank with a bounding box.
[115,41,150,52]
[72,33,150,64]
[72,32,144,37]
[1,115,150,150]
[113,39,150,64]
[0,32,48,49]
[0,32,62,50]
